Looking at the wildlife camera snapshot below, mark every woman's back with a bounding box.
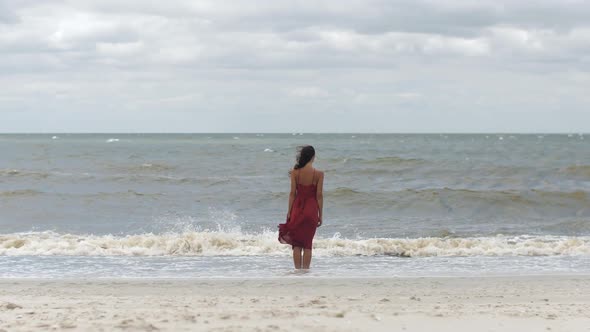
[294,167,319,191]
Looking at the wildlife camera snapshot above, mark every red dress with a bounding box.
[278,169,320,249]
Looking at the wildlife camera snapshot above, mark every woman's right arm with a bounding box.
[316,172,324,226]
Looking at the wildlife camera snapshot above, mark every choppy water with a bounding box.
[1,133,589,277]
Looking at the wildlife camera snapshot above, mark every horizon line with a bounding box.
[0,132,587,135]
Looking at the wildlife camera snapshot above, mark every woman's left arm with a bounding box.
[287,170,297,220]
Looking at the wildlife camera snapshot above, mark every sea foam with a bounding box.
[1,231,588,257]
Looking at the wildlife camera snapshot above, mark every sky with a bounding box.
[1,0,589,133]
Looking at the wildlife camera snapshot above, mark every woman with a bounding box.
[278,145,324,269]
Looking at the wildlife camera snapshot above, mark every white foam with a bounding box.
[264,148,274,152]
[106,138,119,143]
[1,232,589,257]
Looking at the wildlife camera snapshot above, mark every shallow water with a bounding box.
[1,133,589,277]
[2,255,589,278]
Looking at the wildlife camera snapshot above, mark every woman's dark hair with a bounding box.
[289,145,315,175]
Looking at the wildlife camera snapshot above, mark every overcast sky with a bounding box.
[1,0,589,133]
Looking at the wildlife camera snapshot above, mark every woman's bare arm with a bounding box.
[287,170,297,220]
[316,171,324,226]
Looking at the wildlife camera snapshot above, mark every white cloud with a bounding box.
[395,92,422,99]
[287,87,329,98]
[0,0,589,132]
[95,41,143,56]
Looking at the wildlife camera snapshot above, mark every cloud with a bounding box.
[287,86,329,98]
[395,92,422,99]
[0,0,589,132]
[2,1,589,70]
[96,41,143,57]
[0,0,20,24]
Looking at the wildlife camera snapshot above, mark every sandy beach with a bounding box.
[0,276,588,331]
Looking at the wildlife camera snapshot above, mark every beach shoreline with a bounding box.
[1,275,589,331]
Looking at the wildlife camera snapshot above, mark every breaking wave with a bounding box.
[1,231,588,257]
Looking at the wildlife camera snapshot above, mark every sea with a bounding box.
[1,133,589,278]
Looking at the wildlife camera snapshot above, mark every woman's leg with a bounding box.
[302,249,312,269]
[292,247,302,269]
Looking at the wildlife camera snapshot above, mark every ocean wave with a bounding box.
[331,187,589,206]
[429,188,589,204]
[330,187,362,197]
[0,169,50,179]
[92,190,165,198]
[540,219,590,234]
[267,187,361,199]
[323,156,427,166]
[1,231,588,257]
[0,168,260,186]
[0,189,43,197]
[0,190,163,198]
[560,165,590,177]
[263,188,590,215]
[106,162,176,173]
[325,167,404,175]
[364,156,426,166]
